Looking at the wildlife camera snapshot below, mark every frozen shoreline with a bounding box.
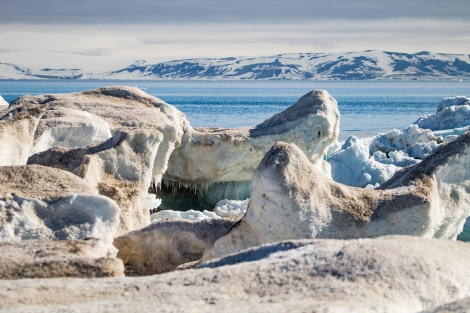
[2,86,470,312]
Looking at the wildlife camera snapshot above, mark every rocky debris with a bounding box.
[0,165,120,241]
[204,134,470,260]
[0,238,124,279]
[114,217,240,275]
[163,90,339,187]
[0,104,46,166]
[1,236,470,312]
[10,87,342,232]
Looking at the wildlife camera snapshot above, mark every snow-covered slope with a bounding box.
[0,63,84,80]
[99,50,470,80]
[2,50,470,80]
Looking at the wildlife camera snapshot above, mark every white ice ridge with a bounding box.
[164,89,339,185]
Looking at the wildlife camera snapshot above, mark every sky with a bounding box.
[1,0,469,72]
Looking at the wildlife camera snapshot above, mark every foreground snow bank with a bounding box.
[6,236,470,312]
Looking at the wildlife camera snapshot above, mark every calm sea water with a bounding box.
[1,80,470,139]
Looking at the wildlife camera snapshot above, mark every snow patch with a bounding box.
[213,199,248,218]
[150,209,218,221]
[149,199,247,221]
[0,95,8,107]
[145,193,162,211]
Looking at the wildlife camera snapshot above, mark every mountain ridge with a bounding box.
[1,50,470,80]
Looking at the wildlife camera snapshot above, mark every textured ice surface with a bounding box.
[329,136,402,187]
[31,108,112,155]
[145,193,162,211]
[0,193,120,242]
[458,218,470,242]
[329,96,470,188]
[150,199,247,221]
[415,96,470,131]
[150,209,218,221]
[213,199,248,217]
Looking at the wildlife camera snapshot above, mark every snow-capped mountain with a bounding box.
[0,63,84,80]
[2,50,470,80]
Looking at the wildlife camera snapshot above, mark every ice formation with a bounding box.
[11,87,191,234]
[0,239,124,279]
[9,86,191,185]
[30,107,112,155]
[415,96,470,130]
[6,87,343,231]
[163,90,339,187]
[0,165,120,242]
[151,209,218,221]
[0,95,8,107]
[149,199,248,222]
[204,137,470,260]
[28,129,163,234]
[213,199,248,218]
[2,86,469,245]
[369,124,443,159]
[329,136,403,187]
[0,104,46,166]
[329,125,443,187]
[329,96,470,188]
[145,193,162,211]
[114,217,238,275]
[4,236,470,312]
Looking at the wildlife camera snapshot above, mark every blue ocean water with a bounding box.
[1,80,469,139]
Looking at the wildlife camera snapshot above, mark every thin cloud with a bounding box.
[61,49,112,57]
[1,0,469,24]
